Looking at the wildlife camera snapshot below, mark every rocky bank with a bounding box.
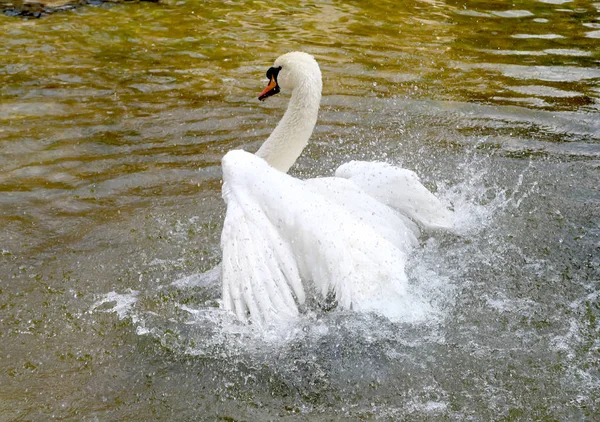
[2,0,157,17]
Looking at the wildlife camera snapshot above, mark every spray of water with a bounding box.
[89,149,539,360]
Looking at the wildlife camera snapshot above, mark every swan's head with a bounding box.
[258,52,321,101]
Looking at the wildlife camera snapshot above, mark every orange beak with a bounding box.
[258,76,280,101]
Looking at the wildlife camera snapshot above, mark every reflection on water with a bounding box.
[1,0,599,420]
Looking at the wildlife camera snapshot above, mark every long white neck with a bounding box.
[255,77,321,173]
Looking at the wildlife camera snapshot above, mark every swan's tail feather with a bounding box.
[335,161,454,231]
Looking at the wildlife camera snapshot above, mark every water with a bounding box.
[1,0,599,419]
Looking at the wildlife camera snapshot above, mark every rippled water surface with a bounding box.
[1,0,599,420]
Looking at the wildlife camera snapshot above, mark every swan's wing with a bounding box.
[306,177,419,254]
[221,198,303,326]
[221,154,306,326]
[222,150,418,323]
[335,160,454,231]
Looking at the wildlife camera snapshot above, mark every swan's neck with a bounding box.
[255,79,321,173]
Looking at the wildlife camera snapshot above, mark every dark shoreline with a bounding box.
[2,0,158,18]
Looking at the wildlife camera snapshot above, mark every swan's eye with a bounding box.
[266,66,282,81]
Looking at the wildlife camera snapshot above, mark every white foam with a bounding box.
[170,265,221,289]
[90,290,139,320]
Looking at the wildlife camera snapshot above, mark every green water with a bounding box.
[1,1,599,420]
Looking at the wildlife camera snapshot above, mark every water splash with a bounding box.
[90,151,526,358]
[90,290,139,321]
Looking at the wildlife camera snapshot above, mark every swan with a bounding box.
[220,52,453,326]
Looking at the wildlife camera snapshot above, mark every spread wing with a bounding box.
[335,160,454,231]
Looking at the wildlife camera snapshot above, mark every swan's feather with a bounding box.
[335,160,454,231]
[221,193,302,325]
[221,150,416,324]
[306,177,419,253]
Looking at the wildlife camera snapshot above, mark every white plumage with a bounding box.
[220,52,453,326]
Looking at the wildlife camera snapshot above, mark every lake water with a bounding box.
[1,0,599,420]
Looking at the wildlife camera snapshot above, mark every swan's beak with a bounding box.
[258,76,280,101]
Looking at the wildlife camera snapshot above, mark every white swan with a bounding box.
[220,52,453,326]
